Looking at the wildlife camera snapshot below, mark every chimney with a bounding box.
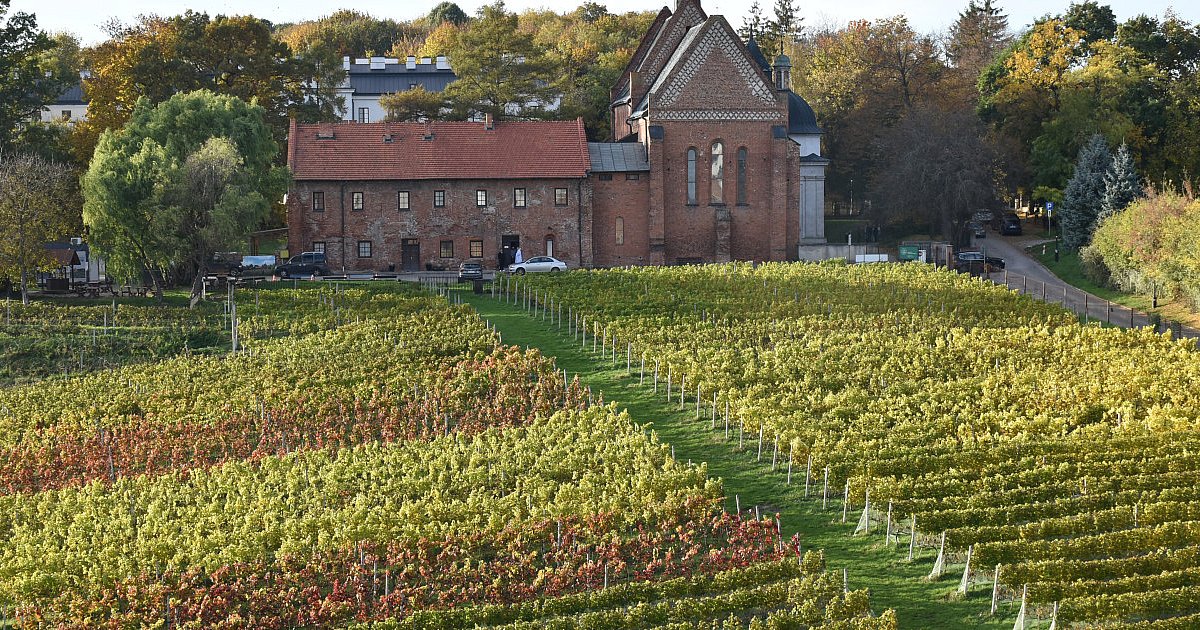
[436,55,450,70]
[406,56,416,70]
[484,112,495,130]
[773,54,792,91]
[422,120,434,140]
[342,55,351,71]
[316,122,335,140]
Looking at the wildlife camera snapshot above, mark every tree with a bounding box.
[380,86,447,121]
[427,2,469,27]
[82,91,287,302]
[443,2,558,120]
[1100,142,1140,220]
[739,1,767,41]
[0,0,63,151]
[1061,133,1111,249]
[1063,1,1118,48]
[0,153,77,304]
[78,12,333,162]
[946,0,1012,75]
[870,106,998,243]
[166,138,268,305]
[764,0,802,59]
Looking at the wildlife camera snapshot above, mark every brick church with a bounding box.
[285,0,827,272]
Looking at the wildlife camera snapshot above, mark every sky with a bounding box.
[15,0,1198,46]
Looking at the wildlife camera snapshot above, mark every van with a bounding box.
[274,252,329,278]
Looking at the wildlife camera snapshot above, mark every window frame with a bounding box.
[710,141,724,205]
[352,191,364,211]
[554,188,568,206]
[470,239,483,258]
[434,190,446,208]
[358,107,370,123]
[514,187,527,208]
[736,147,748,205]
[312,191,325,212]
[686,147,697,205]
[476,189,488,207]
[440,240,454,258]
[357,240,372,258]
[312,241,326,254]
[397,190,410,211]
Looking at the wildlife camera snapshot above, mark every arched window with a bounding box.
[737,147,748,205]
[686,148,697,204]
[710,141,724,204]
[615,217,625,245]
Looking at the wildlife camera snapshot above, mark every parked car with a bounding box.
[508,256,567,274]
[955,251,1004,274]
[970,222,986,238]
[998,213,1022,236]
[274,252,329,278]
[457,261,483,282]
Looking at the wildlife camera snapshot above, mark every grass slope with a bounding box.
[462,288,1019,630]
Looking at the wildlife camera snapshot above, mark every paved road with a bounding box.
[968,231,1198,338]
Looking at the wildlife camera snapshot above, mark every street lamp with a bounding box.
[850,179,854,215]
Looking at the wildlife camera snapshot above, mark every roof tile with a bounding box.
[289,119,590,181]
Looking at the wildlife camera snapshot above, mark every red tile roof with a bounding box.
[288,118,591,181]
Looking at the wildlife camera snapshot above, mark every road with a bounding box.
[968,230,1197,338]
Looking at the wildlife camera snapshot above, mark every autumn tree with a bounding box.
[77,12,335,162]
[0,153,78,303]
[443,2,558,120]
[82,91,287,301]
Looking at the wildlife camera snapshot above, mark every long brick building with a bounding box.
[286,0,826,272]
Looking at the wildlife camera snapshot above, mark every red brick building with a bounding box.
[285,0,826,272]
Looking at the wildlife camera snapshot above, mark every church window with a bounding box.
[615,217,625,245]
[737,147,748,205]
[710,141,724,204]
[686,148,697,204]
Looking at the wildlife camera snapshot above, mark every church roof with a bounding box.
[745,37,772,74]
[788,91,822,135]
[288,119,590,181]
[588,142,650,172]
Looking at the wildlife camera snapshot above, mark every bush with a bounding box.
[1078,245,1110,286]
[1088,192,1200,309]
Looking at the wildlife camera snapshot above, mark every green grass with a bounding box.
[462,288,1022,630]
[1028,245,1200,330]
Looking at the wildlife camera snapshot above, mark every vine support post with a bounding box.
[822,466,829,509]
[990,564,1001,615]
[804,455,812,497]
[908,514,916,560]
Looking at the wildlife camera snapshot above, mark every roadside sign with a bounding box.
[898,245,919,261]
[1046,201,1054,217]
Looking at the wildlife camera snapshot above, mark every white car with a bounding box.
[508,256,567,274]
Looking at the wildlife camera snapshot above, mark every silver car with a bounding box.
[508,256,567,274]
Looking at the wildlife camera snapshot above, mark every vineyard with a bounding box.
[0,282,893,628]
[507,262,1200,628]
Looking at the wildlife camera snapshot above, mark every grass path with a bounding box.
[461,288,1019,630]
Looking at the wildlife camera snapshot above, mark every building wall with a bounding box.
[39,103,87,123]
[591,173,651,267]
[287,177,589,272]
[646,117,793,264]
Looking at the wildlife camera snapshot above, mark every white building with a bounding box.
[337,55,456,124]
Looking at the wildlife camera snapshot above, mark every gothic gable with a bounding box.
[650,19,779,120]
[634,1,707,99]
